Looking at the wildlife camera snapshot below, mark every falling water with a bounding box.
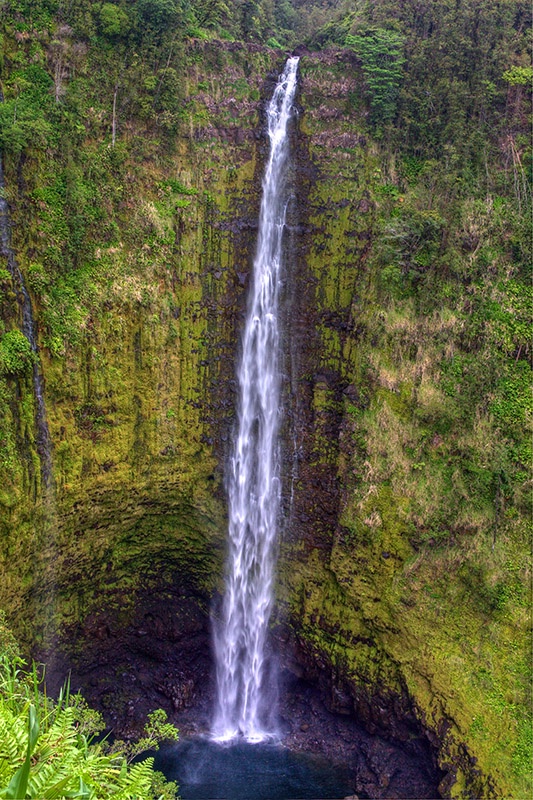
[212,57,299,742]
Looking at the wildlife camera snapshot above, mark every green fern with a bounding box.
[0,646,179,799]
[0,705,27,763]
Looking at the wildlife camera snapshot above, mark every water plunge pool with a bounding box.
[154,737,356,799]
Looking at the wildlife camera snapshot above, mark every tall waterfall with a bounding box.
[212,56,299,742]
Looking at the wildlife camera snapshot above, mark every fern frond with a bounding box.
[0,699,29,775]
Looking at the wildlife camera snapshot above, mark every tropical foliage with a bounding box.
[0,617,178,800]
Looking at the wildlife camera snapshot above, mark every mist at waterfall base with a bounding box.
[153,738,356,800]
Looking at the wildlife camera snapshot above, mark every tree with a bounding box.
[99,3,132,38]
[346,27,405,126]
[135,0,182,34]
[193,0,231,29]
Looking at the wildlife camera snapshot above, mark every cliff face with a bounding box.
[0,26,530,800]
[279,54,530,799]
[0,34,280,732]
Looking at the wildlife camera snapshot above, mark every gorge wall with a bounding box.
[0,18,530,800]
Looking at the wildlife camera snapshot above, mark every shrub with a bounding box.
[0,331,35,376]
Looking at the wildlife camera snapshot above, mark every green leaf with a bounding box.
[3,706,39,799]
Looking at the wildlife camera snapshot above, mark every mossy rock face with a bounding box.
[0,39,284,670]
[276,52,531,799]
[0,32,530,799]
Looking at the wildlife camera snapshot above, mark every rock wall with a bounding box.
[0,37,529,799]
[0,38,280,727]
[275,52,529,799]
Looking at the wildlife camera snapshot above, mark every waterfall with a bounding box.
[212,56,299,742]
[0,134,53,489]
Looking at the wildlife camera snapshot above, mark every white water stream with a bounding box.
[212,57,299,742]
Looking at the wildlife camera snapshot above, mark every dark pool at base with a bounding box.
[154,737,357,800]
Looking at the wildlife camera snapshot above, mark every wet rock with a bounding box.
[156,676,195,712]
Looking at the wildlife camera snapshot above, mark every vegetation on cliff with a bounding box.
[0,1,530,798]
[277,5,531,795]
